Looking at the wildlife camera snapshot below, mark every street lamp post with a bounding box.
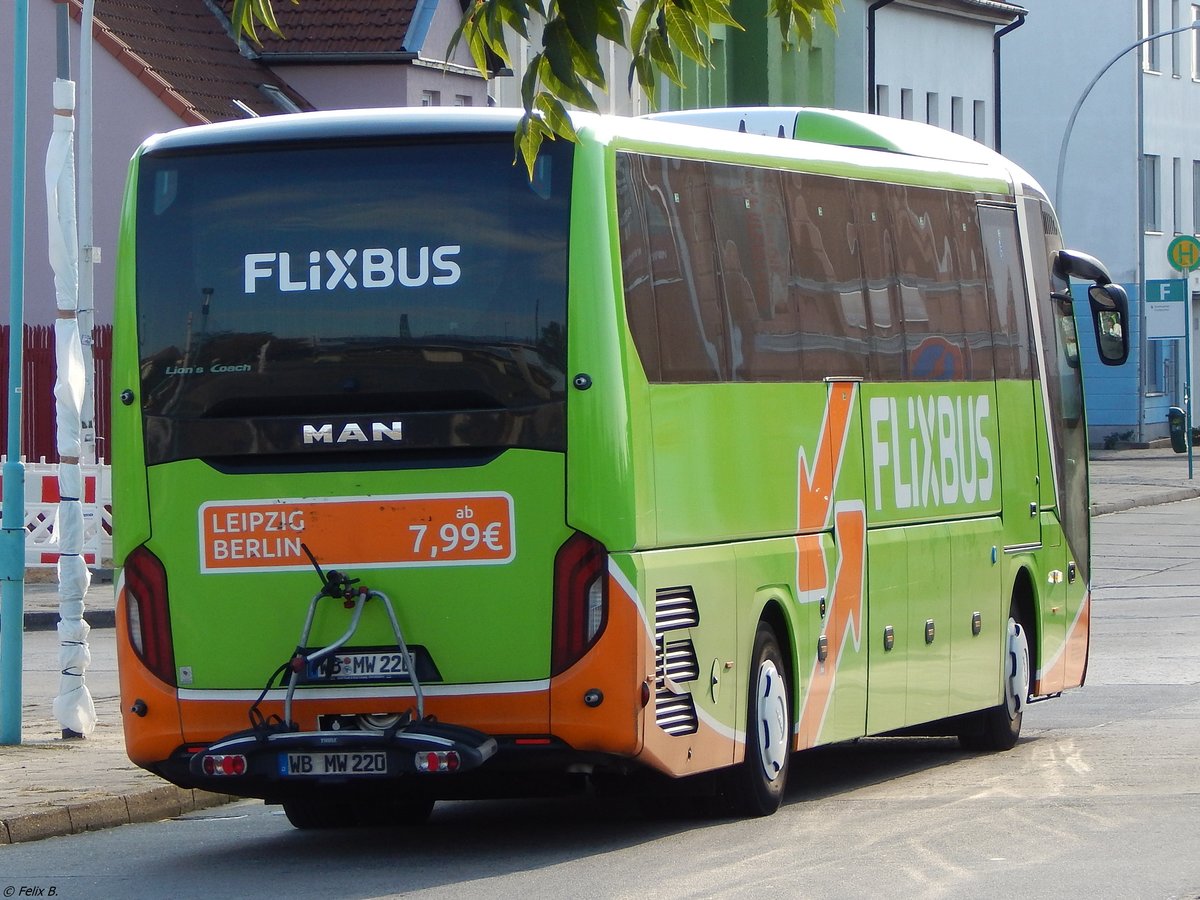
[1055,20,1200,212]
[1,0,30,746]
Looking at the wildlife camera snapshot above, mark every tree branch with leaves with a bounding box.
[230,0,842,172]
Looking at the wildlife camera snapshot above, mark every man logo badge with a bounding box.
[302,422,403,445]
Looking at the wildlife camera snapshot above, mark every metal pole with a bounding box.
[1187,268,1194,479]
[79,0,96,465]
[991,13,1025,153]
[1,0,30,746]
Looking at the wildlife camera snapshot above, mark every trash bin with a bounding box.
[1167,406,1188,453]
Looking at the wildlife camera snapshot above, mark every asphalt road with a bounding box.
[1,500,1198,900]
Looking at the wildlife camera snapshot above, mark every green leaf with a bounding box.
[251,0,284,36]
[543,18,605,90]
[647,29,683,85]
[630,0,658,55]
[631,55,658,105]
[520,52,541,111]
[479,1,514,63]
[494,0,531,41]
[534,93,575,138]
[594,0,626,44]
[465,16,492,75]
[230,0,257,43]
[515,112,573,180]
[821,0,842,31]
[694,0,741,30]
[539,53,601,112]
[558,0,599,52]
[663,2,707,66]
[516,116,541,178]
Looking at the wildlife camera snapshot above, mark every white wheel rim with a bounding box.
[1005,618,1030,719]
[755,659,789,782]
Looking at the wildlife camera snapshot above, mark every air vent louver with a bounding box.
[653,587,699,736]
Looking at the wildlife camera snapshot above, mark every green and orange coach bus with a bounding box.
[112,107,1128,826]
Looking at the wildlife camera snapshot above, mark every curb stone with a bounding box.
[0,788,238,845]
[21,609,117,632]
[1091,486,1200,517]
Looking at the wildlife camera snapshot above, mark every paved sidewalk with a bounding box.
[1,445,1198,844]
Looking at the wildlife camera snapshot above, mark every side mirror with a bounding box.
[1054,248,1112,285]
[1088,283,1129,366]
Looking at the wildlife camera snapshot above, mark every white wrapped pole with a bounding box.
[46,76,95,737]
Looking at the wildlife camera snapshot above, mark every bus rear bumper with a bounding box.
[183,719,497,798]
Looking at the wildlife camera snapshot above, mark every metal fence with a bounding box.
[0,324,113,464]
[0,324,115,567]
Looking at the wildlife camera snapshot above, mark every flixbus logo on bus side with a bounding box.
[867,391,995,512]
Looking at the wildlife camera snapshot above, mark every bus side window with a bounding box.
[784,173,868,381]
[627,157,726,382]
[978,205,1035,381]
[616,154,662,382]
[889,184,969,382]
[709,164,793,381]
[853,182,905,381]
[952,194,995,382]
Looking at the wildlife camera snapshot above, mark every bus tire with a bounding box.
[722,622,791,817]
[959,605,1030,752]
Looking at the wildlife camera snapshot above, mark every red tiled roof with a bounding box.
[59,0,314,124]
[239,0,423,56]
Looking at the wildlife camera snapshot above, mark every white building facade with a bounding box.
[837,0,1027,149]
[1003,0,1200,443]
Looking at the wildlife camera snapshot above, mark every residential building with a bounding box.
[1,0,484,331]
[841,0,1027,149]
[489,0,1025,121]
[1,0,483,460]
[1003,0,1200,443]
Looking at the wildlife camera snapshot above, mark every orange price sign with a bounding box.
[198,493,515,573]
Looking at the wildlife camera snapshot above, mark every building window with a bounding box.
[1174,157,1183,232]
[1192,160,1200,230]
[972,100,987,144]
[1193,4,1200,78]
[1144,0,1161,71]
[950,96,964,134]
[1173,0,1183,75]
[258,83,302,114]
[1146,339,1167,394]
[875,84,890,116]
[422,90,441,107]
[1144,154,1162,231]
[926,92,939,126]
[455,95,472,107]
[900,88,913,120]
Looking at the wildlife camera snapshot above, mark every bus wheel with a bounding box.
[959,606,1030,752]
[723,623,790,817]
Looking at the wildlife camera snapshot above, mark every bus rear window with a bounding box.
[135,137,571,461]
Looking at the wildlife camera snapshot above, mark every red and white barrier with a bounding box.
[0,458,112,568]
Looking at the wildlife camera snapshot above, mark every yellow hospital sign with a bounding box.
[1168,235,1200,271]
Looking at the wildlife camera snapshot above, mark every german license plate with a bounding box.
[279,751,389,777]
[307,650,411,683]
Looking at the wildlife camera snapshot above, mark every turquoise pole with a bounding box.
[1,0,30,745]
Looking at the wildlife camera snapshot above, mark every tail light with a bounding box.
[551,531,608,676]
[201,753,247,776]
[123,544,176,686]
[416,750,460,773]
